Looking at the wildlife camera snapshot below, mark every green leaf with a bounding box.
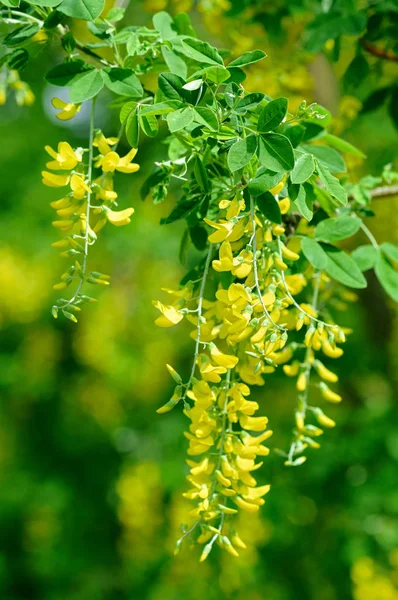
[381,242,398,263]
[58,0,104,20]
[202,66,230,84]
[302,144,345,173]
[258,133,294,172]
[162,197,199,225]
[228,49,267,68]
[153,11,175,39]
[316,161,347,205]
[194,157,210,193]
[140,167,167,201]
[3,23,40,47]
[125,109,139,147]
[256,192,281,224]
[293,184,313,221]
[26,0,61,5]
[126,33,141,56]
[314,216,361,243]
[105,6,125,21]
[257,98,288,133]
[234,92,265,114]
[101,68,143,97]
[119,100,136,124]
[352,245,378,271]
[179,37,223,66]
[323,245,367,289]
[45,60,92,86]
[248,169,284,197]
[158,72,185,101]
[193,107,218,131]
[161,47,187,79]
[322,133,366,158]
[166,107,194,133]
[290,153,314,184]
[7,48,29,70]
[375,255,398,302]
[139,113,158,138]
[69,69,103,103]
[301,238,327,270]
[140,101,180,116]
[190,225,208,250]
[227,136,258,172]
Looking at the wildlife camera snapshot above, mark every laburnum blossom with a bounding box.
[154,185,351,558]
[51,97,81,120]
[95,148,140,174]
[45,142,82,170]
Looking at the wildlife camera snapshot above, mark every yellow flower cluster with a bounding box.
[0,69,35,106]
[155,189,350,557]
[43,99,139,319]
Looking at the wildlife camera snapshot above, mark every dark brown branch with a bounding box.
[359,39,398,62]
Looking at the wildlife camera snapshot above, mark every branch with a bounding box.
[371,184,398,198]
[359,39,398,62]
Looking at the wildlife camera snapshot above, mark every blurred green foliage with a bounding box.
[0,1,398,599]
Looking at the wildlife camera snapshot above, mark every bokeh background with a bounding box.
[1,1,398,599]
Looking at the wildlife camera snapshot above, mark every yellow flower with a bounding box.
[45,142,81,171]
[51,97,81,120]
[210,345,239,368]
[153,301,183,327]
[42,171,70,187]
[96,148,140,174]
[70,174,90,200]
[106,207,134,226]
[93,132,118,156]
[212,240,234,272]
[320,382,342,403]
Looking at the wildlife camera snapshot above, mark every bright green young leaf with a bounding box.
[248,169,284,197]
[46,60,92,86]
[302,144,345,173]
[290,153,314,184]
[201,66,230,84]
[101,68,143,97]
[120,100,136,124]
[293,184,313,221]
[161,47,187,79]
[69,69,103,103]
[301,238,327,270]
[323,245,367,289]
[257,98,288,133]
[256,192,282,224]
[316,161,347,205]
[153,11,175,39]
[258,133,294,172]
[227,136,258,172]
[167,107,194,133]
[381,242,398,263]
[140,102,180,117]
[228,49,267,68]
[314,216,361,243]
[375,254,398,302]
[58,0,105,20]
[180,37,223,66]
[352,245,379,271]
[322,134,366,158]
[139,113,158,138]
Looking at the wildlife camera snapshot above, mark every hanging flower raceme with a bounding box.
[155,187,352,558]
[43,102,140,321]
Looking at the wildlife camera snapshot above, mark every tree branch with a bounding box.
[359,39,398,63]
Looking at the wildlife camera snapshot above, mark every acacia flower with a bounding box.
[51,98,81,120]
[42,171,70,187]
[153,301,184,327]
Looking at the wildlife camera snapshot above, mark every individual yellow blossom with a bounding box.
[42,171,70,187]
[45,142,82,171]
[96,148,140,173]
[51,97,81,120]
[319,382,342,403]
[93,131,119,155]
[106,207,135,226]
[153,301,184,327]
[70,174,90,199]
